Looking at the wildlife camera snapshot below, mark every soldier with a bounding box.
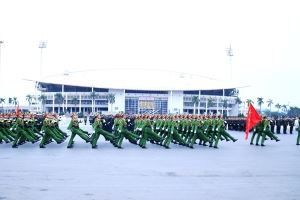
[39,114,66,148]
[90,114,116,148]
[212,115,238,148]
[270,117,275,133]
[282,117,288,134]
[295,117,300,145]
[259,116,280,146]
[288,117,295,134]
[11,113,40,148]
[275,117,281,134]
[138,115,163,148]
[112,114,140,148]
[67,113,91,148]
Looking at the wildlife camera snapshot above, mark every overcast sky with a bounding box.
[0,0,299,108]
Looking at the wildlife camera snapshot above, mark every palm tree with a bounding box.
[257,97,264,113]
[246,99,254,106]
[12,97,18,109]
[281,104,288,114]
[0,98,5,112]
[275,103,281,113]
[222,99,228,116]
[89,91,98,113]
[207,97,214,114]
[26,94,33,111]
[235,97,242,115]
[267,99,273,115]
[106,93,115,113]
[191,96,199,114]
[71,96,79,113]
[55,93,64,114]
[38,94,47,112]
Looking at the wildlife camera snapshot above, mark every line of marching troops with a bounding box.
[0,113,239,149]
[1,113,300,148]
[226,116,296,134]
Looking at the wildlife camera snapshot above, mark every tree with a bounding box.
[54,93,64,114]
[257,97,264,113]
[38,94,47,112]
[106,93,115,113]
[89,91,98,113]
[281,104,288,114]
[26,94,33,111]
[207,97,214,114]
[246,99,254,106]
[275,103,281,113]
[71,96,79,113]
[235,97,242,115]
[191,96,199,114]
[0,98,5,112]
[267,99,273,115]
[222,99,228,116]
[12,97,18,109]
[287,106,300,117]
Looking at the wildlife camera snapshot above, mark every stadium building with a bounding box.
[35,68,241,115]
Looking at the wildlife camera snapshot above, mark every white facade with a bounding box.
[168,91,184,114]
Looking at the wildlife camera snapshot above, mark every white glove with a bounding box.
[216,128,218,131]
[118,129,121,133]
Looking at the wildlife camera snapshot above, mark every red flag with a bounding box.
[16,104,20,117]
[245,103,262,140]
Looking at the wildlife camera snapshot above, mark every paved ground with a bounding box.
[0,118,300,200]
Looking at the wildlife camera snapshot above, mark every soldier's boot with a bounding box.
[67,132,76,148]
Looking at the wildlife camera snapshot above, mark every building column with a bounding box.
[198,90,201,114]
[65,93,68,113]
[205,97,208,114]
[79,94,82,113]
[52,93,55,113]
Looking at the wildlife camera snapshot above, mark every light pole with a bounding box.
[39,40,47,80]
[226,44,234,80]
[0,40,4,74]
[37,40,47,112]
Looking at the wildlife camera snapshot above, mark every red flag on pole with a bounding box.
[16,104,20,117]
[245,103,262,140]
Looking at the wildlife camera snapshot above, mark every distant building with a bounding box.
[35,68,241,115]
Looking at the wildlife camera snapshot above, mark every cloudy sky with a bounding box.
[0,0,299,108]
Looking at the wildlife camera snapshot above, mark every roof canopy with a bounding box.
[38,68,244,91]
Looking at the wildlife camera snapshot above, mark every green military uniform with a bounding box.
[112,115,140,148]
[67,114,91,148]
[90,115,115,148]
[138,117,163,148]
[40,115,66,148]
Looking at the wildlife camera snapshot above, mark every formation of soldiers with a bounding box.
[250,116,280,146]
[1,112,238,149]
[67,113,238,149]
[1,112,300,148]
[0,112,67,148]
[226,116,296,134]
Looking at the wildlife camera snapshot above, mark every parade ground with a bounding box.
[0,118,300,200]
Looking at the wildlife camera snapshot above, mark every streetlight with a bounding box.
[0,40,4,74]
[39,40,47,80]
[226,44,234,80]
[37,40,47,112]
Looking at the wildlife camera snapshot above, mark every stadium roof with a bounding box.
[36,68,245,91]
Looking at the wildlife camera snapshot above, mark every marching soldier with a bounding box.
[90,114,115,148]
[67,113,91,148]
